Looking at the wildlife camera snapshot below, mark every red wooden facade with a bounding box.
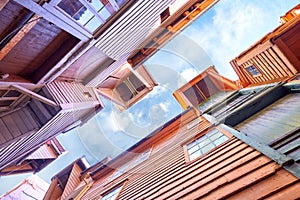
[230,4,300,87]
[44,103,300,199]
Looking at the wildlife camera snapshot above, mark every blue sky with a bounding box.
[0,0,299,195]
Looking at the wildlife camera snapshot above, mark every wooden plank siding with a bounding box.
[231,15,300,87]
[80,115,299,200]
[233,44,295,86]
[0,108,91,170]
[0,82,102,170]
[46,81,100,105]
[95,0,174,60]
[61,163,83,200]
[0,106,40,148]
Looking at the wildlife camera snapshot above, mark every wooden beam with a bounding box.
[0,14,40,61]
[0,0,9,11]
[11,85,57,107]
[0,97,18,101]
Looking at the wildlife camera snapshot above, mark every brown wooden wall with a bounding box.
[273,20,300,72]
[81,117,300,200]
[0,106,40,148]
[230,41,296,87]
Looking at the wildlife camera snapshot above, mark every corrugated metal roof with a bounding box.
[235,93,300,144]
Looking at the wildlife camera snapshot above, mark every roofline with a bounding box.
[89,107,193,176]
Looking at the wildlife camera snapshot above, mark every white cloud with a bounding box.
[178,67,199,86]
[182,0,299,80]
[159,101,171,112]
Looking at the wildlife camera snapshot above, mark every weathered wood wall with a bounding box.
[81,116,300,199]
[235,93,300,176]
[273,20,300,72]
[0,106,40,148]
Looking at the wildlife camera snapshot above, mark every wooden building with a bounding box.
[0,81,104,171]
[44,81,300,199]
[230,3,300,87]
[41,3,300,199]
[0,0,219,172]
[44,157,90,200]
[0,137,65,175]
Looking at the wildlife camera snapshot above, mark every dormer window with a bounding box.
[116,73,146,101]
[101,184,124,200]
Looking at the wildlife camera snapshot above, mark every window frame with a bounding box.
[183,127,232,163]
[100,182,126,200]
[47,0,126,34]
[244,64,261,77]
[115,73,147,102]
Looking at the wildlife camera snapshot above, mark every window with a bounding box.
[160,7,170,23]
[101,184,123,200]
[186,129,229,161]
[245,65,261,76]
[56,0,128,33]
[108,162,131,182]
[183,77,220,107]
[116,73,146,102]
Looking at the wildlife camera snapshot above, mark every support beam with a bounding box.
[0,14,40,61]
[11,85,57,107]
[0,0,9,11]
[203,113,300,178]
[219,123,300,178]
[14,0,90,41]
[0,97,18,101]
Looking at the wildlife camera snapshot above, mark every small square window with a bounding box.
[245,65,261,76]
[160,7,170,23]
[185,129,230,161]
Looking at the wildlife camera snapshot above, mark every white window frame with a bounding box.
[183,128,231,162]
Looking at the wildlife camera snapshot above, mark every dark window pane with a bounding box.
[58,0,85,17]
[183,85,205,106]
[116,82,133,101]
[128,74,146,92]
[196,77,219,99]
[245,65,260,76]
